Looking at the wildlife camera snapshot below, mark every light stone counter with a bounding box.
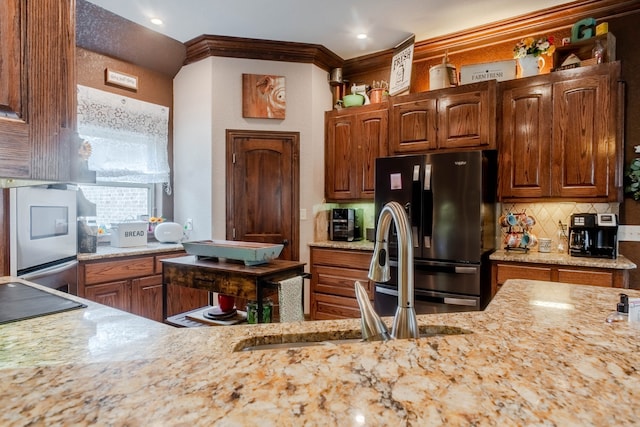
[77,241,184,261]
[1,277,639,426]
[490,249,637,270]
[309,240,374,251]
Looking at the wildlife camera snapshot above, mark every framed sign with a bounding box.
[242,74,286,119]
[389,35,415,96]
[104,68,138,91]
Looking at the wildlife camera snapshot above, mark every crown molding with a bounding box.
[343,0,640,74]
[184,35,343,71]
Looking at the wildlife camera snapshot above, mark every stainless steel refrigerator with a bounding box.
[373,150,497,314]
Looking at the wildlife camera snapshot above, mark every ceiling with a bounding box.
[85,0,577,59]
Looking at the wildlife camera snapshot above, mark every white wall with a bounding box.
[173,58,215,239]
[173,57,332,306]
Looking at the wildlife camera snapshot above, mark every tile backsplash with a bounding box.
[314,201,620,248]
[499,202,620,247]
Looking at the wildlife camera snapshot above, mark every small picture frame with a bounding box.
[242,74,286,119]
[105,68,138,91]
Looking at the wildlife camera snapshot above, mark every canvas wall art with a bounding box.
[242,74,286,119]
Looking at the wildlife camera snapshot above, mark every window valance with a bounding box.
[77,85,170,186]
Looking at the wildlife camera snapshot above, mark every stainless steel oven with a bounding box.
[10,185,78,294]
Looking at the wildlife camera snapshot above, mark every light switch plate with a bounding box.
[300,208,307,220]
[618,225,640,242]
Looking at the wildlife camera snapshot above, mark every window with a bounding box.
[78,183,154,227]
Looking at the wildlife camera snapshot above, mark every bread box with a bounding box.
[110,221,147,247]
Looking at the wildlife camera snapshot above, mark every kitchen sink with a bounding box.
[236,324,472,352]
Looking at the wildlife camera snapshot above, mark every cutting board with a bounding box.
[0,282,86,324]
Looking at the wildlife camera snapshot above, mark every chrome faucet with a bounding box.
[355,201,419,340]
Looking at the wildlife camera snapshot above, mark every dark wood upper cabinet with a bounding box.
[325,103,388,201]
[499,62,622,202]
[0,0,92,183]
[389,94,437,153]
[389,80,496,154]
[500,83,553,198]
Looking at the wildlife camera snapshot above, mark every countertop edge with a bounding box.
[308,240,374,251]
[490,249,636,270]
[77,242,185,261]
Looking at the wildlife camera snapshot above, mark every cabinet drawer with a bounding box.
[155,252,186,274]
[496,263,551,284]
[313,265,372,299]
[311,248,372,270]
[84,257,155,285]
[557,268,613,287]
[312,293,361,320]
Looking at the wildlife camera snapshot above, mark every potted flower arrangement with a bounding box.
[513,36,556,78]
[513,36,556,58]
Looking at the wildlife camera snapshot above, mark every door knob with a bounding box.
[282,239,289,246]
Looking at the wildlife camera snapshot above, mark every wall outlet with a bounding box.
[185,218,193,231]
[618,225,640,242]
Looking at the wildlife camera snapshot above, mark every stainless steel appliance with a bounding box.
[373,150,497,314]
[10,185,78,294]
[330,208,363,241]
[569,213,618,259]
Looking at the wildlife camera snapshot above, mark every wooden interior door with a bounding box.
[226,130,300,261]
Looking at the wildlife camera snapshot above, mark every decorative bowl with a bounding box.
[342,94,364,107]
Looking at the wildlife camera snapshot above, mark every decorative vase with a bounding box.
[518,54,545,78]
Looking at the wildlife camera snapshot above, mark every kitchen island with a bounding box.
[1,277,639,425]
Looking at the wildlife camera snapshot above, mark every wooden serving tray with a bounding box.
[182,240,283,266]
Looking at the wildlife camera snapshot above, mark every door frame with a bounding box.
[225,129,300,260]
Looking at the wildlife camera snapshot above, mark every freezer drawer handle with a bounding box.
[443,297,477,306]
[454,266,477,274]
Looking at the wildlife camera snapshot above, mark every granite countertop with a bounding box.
[1,277,639,425]
[309,240,374,251]
[490,249,637,270]
[77,241,184,261]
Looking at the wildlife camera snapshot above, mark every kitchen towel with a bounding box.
[278,276,304,322]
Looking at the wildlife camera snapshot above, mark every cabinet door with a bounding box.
[437,81,496,150]
[356,109,388,199]
[85,281,130,312]
[0,0,79,181]
[325,113,356,199]
[499,83,552,198]
[551,73,611,198]
[131,276,164,322]
[389,94,437,153]
[167,285,210,317]
[156,253,209,316]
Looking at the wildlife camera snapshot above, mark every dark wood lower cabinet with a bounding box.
[79,250,209,322]
[310,247,373,320]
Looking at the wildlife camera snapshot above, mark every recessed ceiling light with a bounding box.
[357,33,368,40]
[150,17,163,25]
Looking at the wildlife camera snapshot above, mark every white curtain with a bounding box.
[77,85,170,186]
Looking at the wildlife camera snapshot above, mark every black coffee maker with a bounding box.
[569,213,618,259]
